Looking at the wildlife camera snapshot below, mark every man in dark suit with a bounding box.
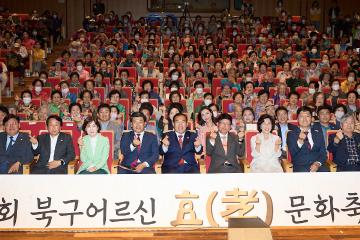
[30,115,75,174]
[0,114,33,174]
[287,106,328,172]
[160,113,202,173]
[119,112,159,174]
[312,105,340,144]
[328,113,360,171]
[206,113,244,173]
[275,106,298,157]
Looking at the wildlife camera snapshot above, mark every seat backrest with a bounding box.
[94,87,105,102]
[100,130,114,170]
[222,99,234,113]
[19,121,47,136]
[62,121,81,157]
[245,130,259,163]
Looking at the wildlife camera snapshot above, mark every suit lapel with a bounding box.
[216,133,227,156]
[53,133,63,159]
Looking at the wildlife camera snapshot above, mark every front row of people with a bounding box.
[0,106,359,174]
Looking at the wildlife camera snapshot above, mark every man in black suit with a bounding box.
[287,106,328,172]
[30,115,75,174]
[0,114,33,174]
[275,106,298,158]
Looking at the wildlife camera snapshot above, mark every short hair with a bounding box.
[108,89,121,99]
[80,89,94,100]
[275,106,288,116]
[83,79,95,88]
[297,106,313,116]
[21,90,32,99]
[193,80,205,88]
[139,102,154,116]
[142,79,154,89]
[130,111,147,122]
[0,105,9,115]
[60,80,70,87]
[51,90,62,98]
[233,92,244,100]
[217,113,233,124]
[257,114,275,132]
[3,114,19,125]
[334,104,348,114]
[170,90,182,101]
[257,89,269,98]
[46,115,63,127]
[317,105,332,115]
[97,103,111,113]
[110,105,120,114]
[119,69,129,76]
[139,90,150,98]
[347,90,358,99]
[204,92,213,99]
[173,113,188,123]
[242,107,255,118]
[75,59,84,66]
[69,102,82,113]
[339,113,355,125]
[82,116,101,133]
[32,78,44,87]
[69,72,80,79]
[288,91,300,99]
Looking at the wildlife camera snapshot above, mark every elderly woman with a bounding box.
[328,113,360,171]
[250,114,283,173]
[77,117,110,174]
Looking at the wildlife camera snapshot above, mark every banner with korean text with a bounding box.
[0,173,359,229]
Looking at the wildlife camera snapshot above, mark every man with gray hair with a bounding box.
[328,113,360,171]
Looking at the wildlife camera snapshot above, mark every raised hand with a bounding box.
[162,135,170,147]
[133,136,141,147]
[255,135,261,145]
[29,135,38,145]
[194,136,201,148]
[209,131,217,140]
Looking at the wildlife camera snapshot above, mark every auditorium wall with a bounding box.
[1,0,360,38]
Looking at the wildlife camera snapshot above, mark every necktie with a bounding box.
[303,131,311,150]
[136,133,141,152]
[178,135,183,148]
[221,136,227,155]
[7,136,14,151]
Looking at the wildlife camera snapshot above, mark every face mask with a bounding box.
[204,99,212,106]
[311,49,317,54]
[185,30,190,34]
[266,51,272,56]
[233,31,237,36]
[170,87,178,92]
[196,88,203,94]
[62,88,69,95]
[35,86,42,93]
[168,49,174,54]
[140,98,149,103]
[166,30,171,35]
[171,74,179,81]
[311,36,317,41]
[198,27,203,32]
[323,59,329,64]
[33,31,37,36]
[76,65,83,71]
[292,26,297,30]
[287,50,292,55]
[332,84,340,91]
[212,111,218,118]
[348,76,355,82]
[110,113,117,121]
[357,89,360,95]
[246,77,252,82]
[134,35,140,41]
[79,37,85,42]
[23,97,31,105]
[109,48,114,53]
[217,24,221,28]
[335,111,344,120]
[283,32,288,37]
[309,88,316,94]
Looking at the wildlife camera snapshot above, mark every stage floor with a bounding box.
[1,227,360,240]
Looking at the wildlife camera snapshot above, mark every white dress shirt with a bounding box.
[33,134,59,162]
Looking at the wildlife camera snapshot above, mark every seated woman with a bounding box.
[31,79,49,102]
[83,79,101,100]
[77,117,110,174]
[15,90,38,120]
[48,90,68,117]
[62,103,85,130]
[78,90,97,117]
[250,114,283,173]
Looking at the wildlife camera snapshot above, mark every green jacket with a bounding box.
[77,134,110,174]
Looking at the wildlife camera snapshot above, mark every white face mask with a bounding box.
[62,88,69,95]
[76,65,83,71]
[171,74,179,81]
[196,87,203,94]
[168,49,174,54]
[204,99,212,106]
[140,98,149,103]
[266,51,272,56]
[35,86,42,93]
[332,84,340,91]
[311,49,317,54]
[246,77,252,82]
[348,76,355,82]
[170,87,178,92]
[309,88,316,94]
[212,111,218,118]
[357,89,360,95]
[23,97,31,105]
[110,113,118,121]
[335,111,344,120]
